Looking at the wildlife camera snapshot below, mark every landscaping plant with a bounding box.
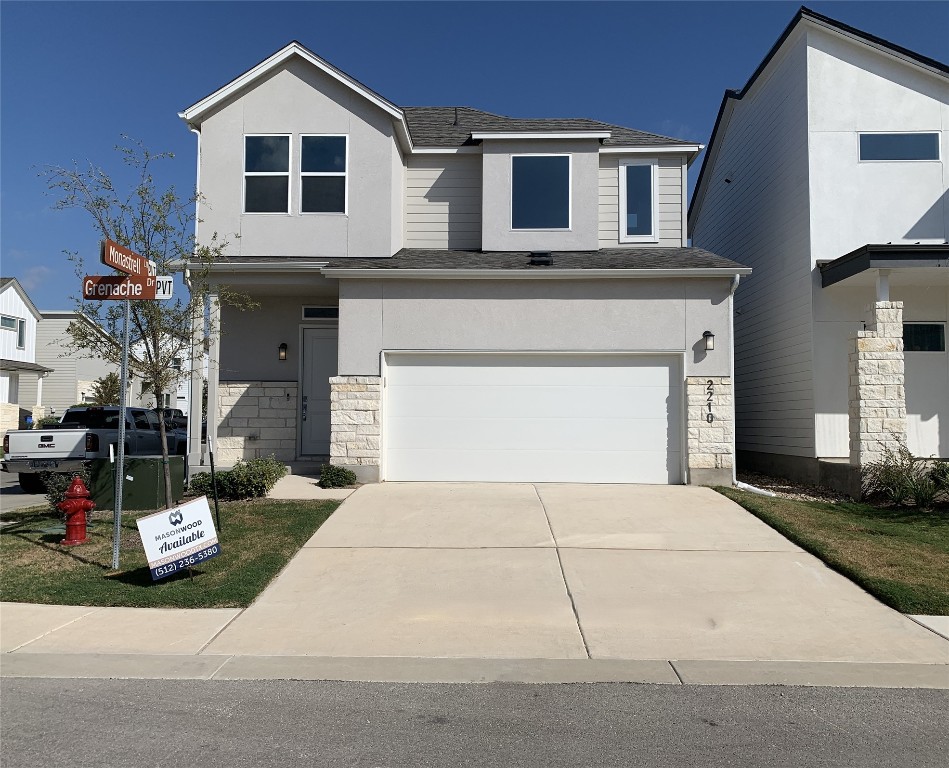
[318,464,357,489]
[861,440,946,509]
[189,456,287,500]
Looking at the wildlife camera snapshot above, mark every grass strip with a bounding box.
[716,487,949,615]
[0,498,340,609]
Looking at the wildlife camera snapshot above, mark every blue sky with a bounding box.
[2,1,947,310]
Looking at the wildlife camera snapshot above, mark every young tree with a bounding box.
[45,139,239,508]
[89,372,121,405]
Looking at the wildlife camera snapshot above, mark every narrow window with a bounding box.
[17,319,25,349]
[859,133,939,161]
[619,159,657,242]
[301,136,347,213]
[903,323,946,352]
[511,155,570,229]
[244,135,290,213]
[302,307,340,319]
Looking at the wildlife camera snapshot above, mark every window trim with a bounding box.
[903,322,946,353]
[857,132,940,163]
[618,158,659,243]
[1,315,26,349]
[510,153,572,232]
[243,133,292,214]
[300,134,349,215]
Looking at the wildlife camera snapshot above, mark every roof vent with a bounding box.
[529,251,553,267]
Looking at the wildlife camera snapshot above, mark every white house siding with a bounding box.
[690,31,815,458]
[196,57,403,259]
[404,154,482,249]
[0,286,36,363]
[598,155,686,248]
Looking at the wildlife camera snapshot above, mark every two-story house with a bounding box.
[0,277,51,433]
[689,7,948,491]
[180,42,749,485]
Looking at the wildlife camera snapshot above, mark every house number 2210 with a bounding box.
[705,380,715,424]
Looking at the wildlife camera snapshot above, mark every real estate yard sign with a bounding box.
[136,496,220,581]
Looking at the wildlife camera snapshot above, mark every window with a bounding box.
[859,133,939,161]
[244,135,290,213]
[511,155,570,229]
[301,135,347,213]
[619,159,657,242]
[1,315,25,349]
[904,323,946,352]
[132,410,151,430]
[302,306,340,319]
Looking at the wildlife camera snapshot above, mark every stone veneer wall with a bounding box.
[216,381,297,465]
[849,301,906,467]
[329,376,381,483]
[686,376,734,485]
[0,402,20,434]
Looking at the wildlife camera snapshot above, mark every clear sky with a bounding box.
[2,0,947,310]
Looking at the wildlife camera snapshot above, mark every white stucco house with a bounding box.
[689,7,948,490]
[180,42,749,485]
[0,278,51,433]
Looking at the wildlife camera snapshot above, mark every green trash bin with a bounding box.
[87,456,185,511]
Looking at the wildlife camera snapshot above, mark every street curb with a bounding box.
[2,653,947,688]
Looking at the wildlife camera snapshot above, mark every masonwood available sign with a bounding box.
[136,496,220,581]
[100,238,156,277]
[83,274,158,300]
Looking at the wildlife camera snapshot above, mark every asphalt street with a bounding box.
[3,678,947,767]
[0,470,45,513]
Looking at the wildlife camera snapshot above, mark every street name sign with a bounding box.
[154,275,174,300]
[101,239,156,277]
[136,496,221,581]
[83,275,157,300]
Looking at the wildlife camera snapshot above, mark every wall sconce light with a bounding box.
[703,331,715,351]
[278,343,288,361]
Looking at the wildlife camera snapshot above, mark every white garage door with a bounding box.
[383,353,682,483]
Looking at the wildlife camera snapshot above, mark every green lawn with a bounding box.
[0,499,340,608]
[716,487,949,615]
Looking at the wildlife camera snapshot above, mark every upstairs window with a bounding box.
[619,159,657,242]
[302,135,347,213]
[511,155,570,230]
[244,135,290,213]
[859,133,939,161]
[1,315,25,349]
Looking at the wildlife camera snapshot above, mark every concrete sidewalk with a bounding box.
[2,483,947,687]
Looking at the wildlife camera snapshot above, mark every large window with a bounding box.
[511,155,570,230]
[244,135,290,213]
[619,159,657,242]
[1,315,25,349]
[302,135,347,213]
[904,323,946,352]
[859,133,939,161]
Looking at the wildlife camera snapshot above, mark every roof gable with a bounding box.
[0,277,42,320]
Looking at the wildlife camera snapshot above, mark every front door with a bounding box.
[301,327,338,455]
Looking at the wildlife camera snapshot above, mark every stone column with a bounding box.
[329,376,381,483]
[849,301,906,467]
[686,376,734,485]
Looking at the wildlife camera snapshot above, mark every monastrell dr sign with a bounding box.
[101,238,156,277]
[136,496,220,581]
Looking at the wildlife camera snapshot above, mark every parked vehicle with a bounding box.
[2,406,187,493]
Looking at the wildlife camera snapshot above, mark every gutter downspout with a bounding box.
[186,126,204,471]
[729,273,740,486]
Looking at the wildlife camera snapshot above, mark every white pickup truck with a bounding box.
[2,406,186,492]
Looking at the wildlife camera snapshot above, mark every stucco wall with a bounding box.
[337,277,734,378]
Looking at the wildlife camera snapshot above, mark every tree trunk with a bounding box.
[155,394,174,509]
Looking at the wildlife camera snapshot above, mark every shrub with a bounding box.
[318,464,357,489]
[930,461,949,494]
[42,465,92,515]
[862,441,942,509]
[34,415,61,429]
[188,456,287,501]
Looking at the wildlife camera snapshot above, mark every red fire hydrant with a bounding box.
[57,476,95,546]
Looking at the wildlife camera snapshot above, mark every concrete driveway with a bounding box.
[204,483,948,664]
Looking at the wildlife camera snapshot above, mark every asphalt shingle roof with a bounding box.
[403,107,697,149]
[325,248,746,271]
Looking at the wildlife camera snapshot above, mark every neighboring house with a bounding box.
[689,7,948,490]
[0,278,51,433]
[18,310,150,416]
[179,42,749,484]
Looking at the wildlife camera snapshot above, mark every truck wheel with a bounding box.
[19,473,46,494]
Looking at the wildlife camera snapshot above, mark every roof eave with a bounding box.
[320,267,752,280]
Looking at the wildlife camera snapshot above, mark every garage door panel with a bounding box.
[386,384,680,420]
[385,448,681,484]
[384,353,682,484]
[386,416,681,452]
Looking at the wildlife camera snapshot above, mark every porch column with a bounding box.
[849,301,906,467]
[206,292,221,465]
[187,296,205,467]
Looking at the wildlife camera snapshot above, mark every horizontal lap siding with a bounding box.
[599,155,685,248]
[405,155,482,249]
[690,35,815,457]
